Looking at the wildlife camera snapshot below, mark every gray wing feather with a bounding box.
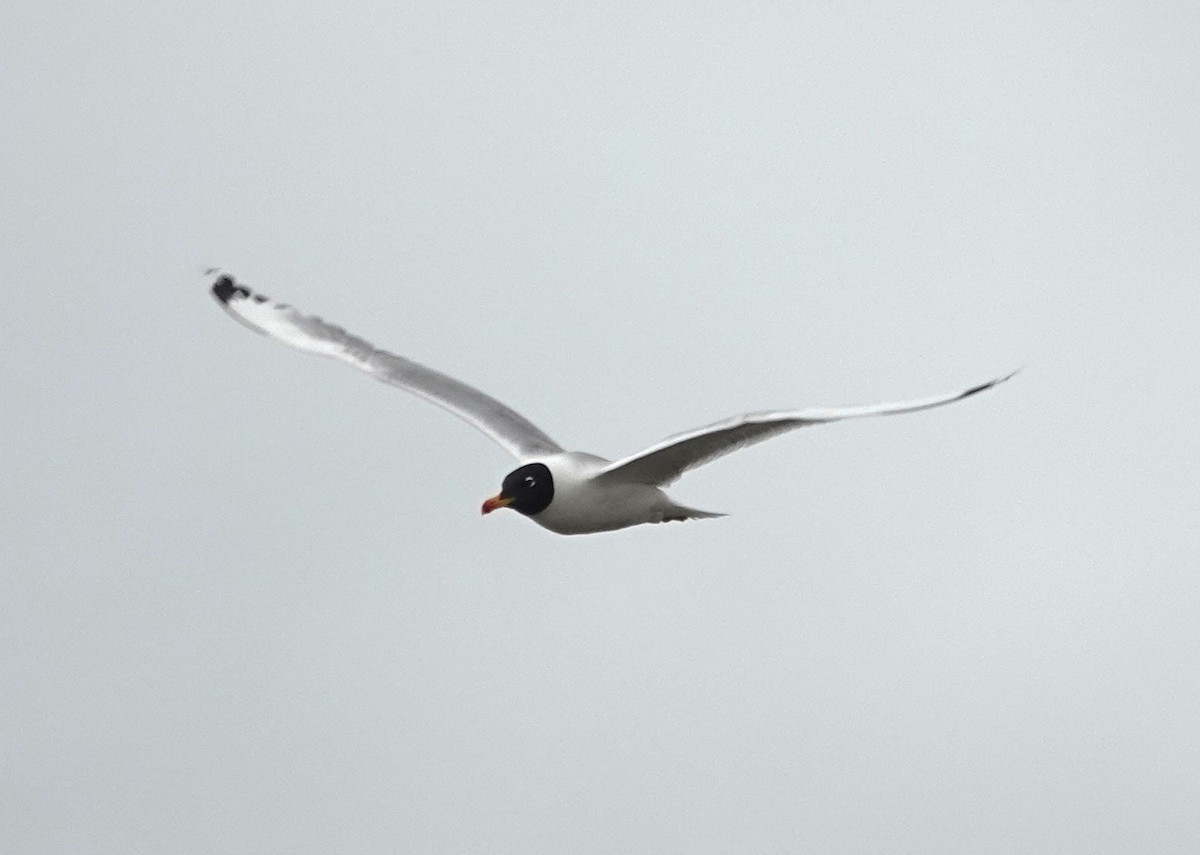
[210,275,562,460]
[596,371,1019,486]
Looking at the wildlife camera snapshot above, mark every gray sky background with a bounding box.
[3,2,1199,852]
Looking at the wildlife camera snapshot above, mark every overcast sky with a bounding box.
[3,2,1199,852]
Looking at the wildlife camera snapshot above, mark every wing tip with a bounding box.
[210,273,273,307]
[961,366,1023,399]
[211,274,250,305]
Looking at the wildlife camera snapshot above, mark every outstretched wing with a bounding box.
[596,371,1019,486]
[210,275,563,460]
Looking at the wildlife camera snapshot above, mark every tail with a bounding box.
[660,504,727,524]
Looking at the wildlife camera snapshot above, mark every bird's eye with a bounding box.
[525,476,536,487]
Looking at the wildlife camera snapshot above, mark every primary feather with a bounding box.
[210,276,562,460]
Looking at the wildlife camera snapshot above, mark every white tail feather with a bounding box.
[661,504,727,523]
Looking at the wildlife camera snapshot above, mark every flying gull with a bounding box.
[210,274,1016,535]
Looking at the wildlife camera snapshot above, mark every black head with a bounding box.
[482,462,554,516]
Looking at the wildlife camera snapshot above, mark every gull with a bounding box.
[210,274,1016,535]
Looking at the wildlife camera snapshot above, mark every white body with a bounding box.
[529,452,718,535]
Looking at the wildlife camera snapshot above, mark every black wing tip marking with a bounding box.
[961,380,993,398]
[959,367,1022,401]
[210,274,272,306]
[211,275,250,304]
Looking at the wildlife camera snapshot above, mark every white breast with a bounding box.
[529,452,680,535]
